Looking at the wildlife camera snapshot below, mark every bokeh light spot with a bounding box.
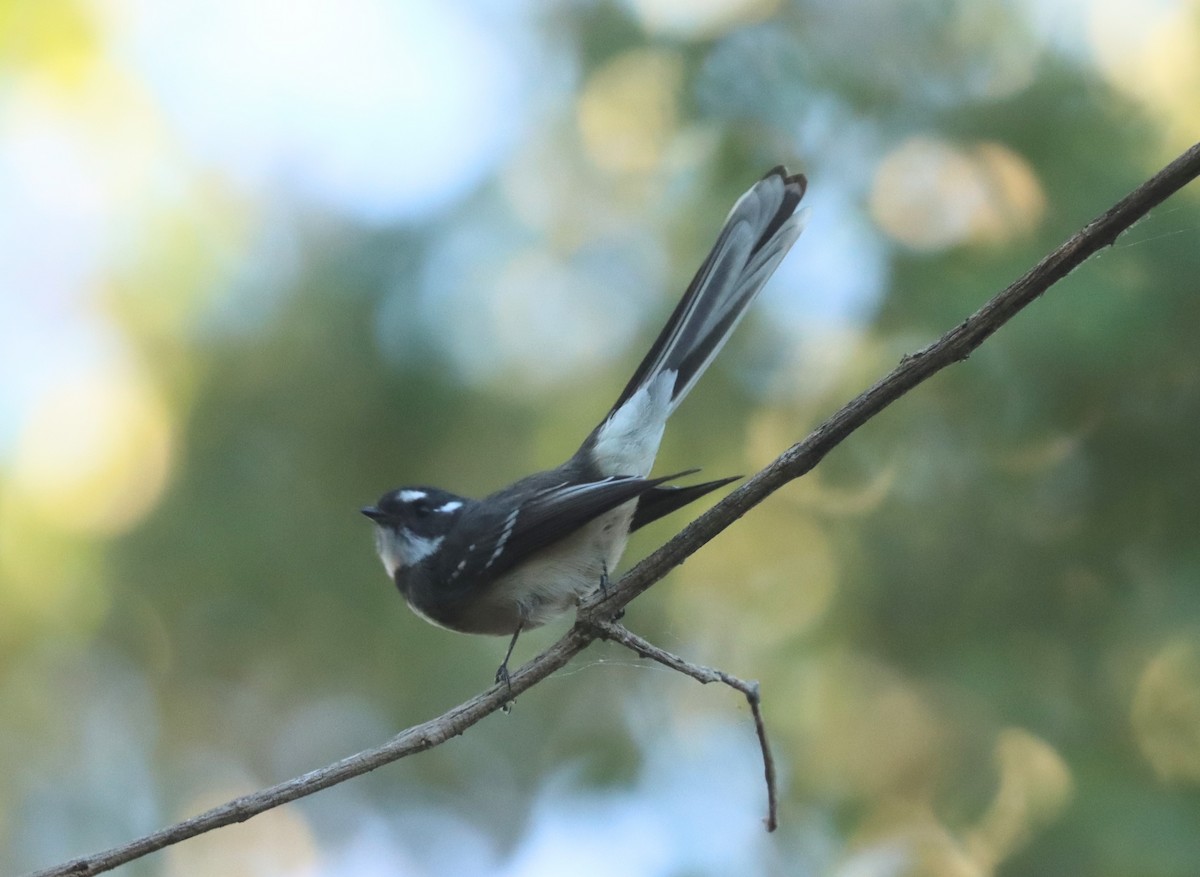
[1087,0,1200,148]
[10,359,173,536]
[1,0,99,90]
[118,0,524,221]
[577,48,684,175]
[1132,637,1200,783]
[623,0,780,39]
[966,728,1073,869]
[870,136,1045,251]
[970,142,1047,243]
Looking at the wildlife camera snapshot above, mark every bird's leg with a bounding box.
[495,623,522,692]
[597,559,624,620]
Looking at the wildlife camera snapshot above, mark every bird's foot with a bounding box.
[496,660,517,714]
[595,561,624,620]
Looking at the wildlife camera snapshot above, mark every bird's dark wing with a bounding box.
[441,471,695,585]
[629,475,740,532]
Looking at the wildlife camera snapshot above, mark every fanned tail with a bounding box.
[585,167,808,479]
[607,167,809,419]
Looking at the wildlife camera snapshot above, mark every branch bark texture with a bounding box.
[27,140,1200,877]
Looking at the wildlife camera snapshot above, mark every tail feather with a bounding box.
[629,474,741,532]
[582,166,807,479]
[606,166,808,420]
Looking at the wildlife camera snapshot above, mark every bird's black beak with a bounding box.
[360,506,385,522]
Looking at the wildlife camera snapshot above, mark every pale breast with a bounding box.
[456,501,637,634]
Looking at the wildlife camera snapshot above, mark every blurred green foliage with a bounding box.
[2,1,1200,875]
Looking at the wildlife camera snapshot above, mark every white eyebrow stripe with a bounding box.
[485,507,520,569]
[435,500,463,513]
[399,490,427,503]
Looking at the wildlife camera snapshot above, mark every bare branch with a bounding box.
[25,139,1200,877]
[27,627,594,877]
[590,619,778,831]
[582,139,1200,619]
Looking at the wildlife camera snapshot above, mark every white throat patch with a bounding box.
[374,526,444,578]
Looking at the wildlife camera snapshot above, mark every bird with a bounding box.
[362,166,808,687]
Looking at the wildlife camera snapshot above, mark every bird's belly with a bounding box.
[454,503,635,635]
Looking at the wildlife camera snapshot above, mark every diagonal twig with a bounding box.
[25,140,1200,877]
[582,140,1200,619]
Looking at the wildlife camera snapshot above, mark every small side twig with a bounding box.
[591,619,778,832]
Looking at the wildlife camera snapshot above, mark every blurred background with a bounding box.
[2,0,1199,874]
